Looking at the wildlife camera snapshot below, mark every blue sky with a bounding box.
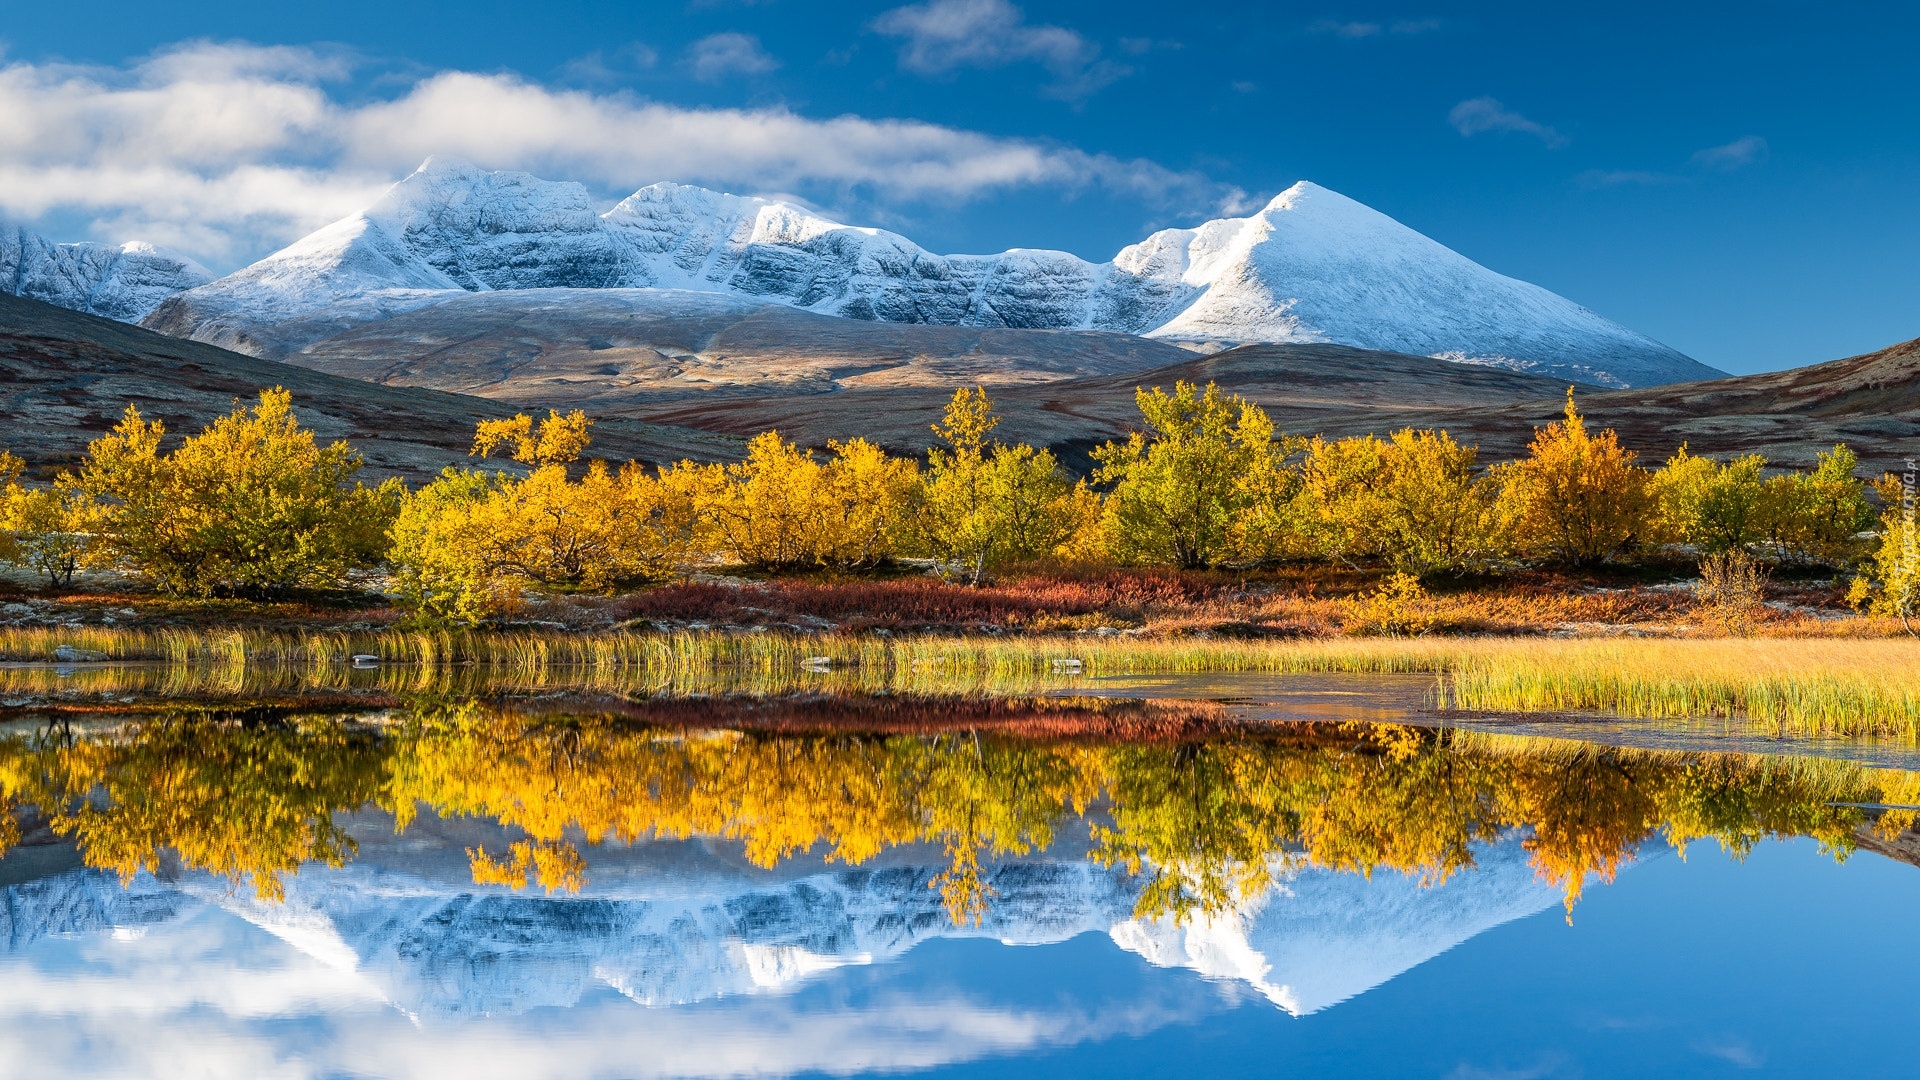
[1,0,1914,373]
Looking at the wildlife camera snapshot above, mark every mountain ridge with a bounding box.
[142,158,1720,388]
[1,224,212,322]
[0,831,1560,1020]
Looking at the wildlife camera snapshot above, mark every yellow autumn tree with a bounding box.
[914,387,1091,583]
[0,451,20,571]
[1649,445,1768,553]
[1848,473,1920,633]
[390,410,696,623]
[473,409,594,469]
[1496,390,1651,567]
[68,390,400,597]
[1296,428,1504,575]
[1092,382,1292,569]
[1756,445,1873,566]
[0,481,93,589]
[675,431,918,570]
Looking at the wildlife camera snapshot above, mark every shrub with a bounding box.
[1756,445,1874,566]
[1694,549,1770,636]
[70,390,400,597]
[1297,428,1505,576]
[0,481,92,588]
[1495,391,1651,567]
[1093,381,1294,569]
[472,409,593,468]
[915,388,1088,583]
[390,413,696,623]
[0,451,21,571]
[1341,572,1437,637]
[675,432,918,571]
[1848,473,1920,633]
[1650,445,1767,553]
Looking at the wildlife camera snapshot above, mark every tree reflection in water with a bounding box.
[2,698,1915,921]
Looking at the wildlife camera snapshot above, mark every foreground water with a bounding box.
[2,672,1917,1078]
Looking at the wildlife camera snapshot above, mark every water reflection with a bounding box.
[5,691,1920,1077]
[4,701,1916,921]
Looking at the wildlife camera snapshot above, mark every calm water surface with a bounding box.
[1,672,1916,1078]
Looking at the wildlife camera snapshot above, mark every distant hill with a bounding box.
[274,287,1201,406]
[6,287,1911,483]
[632,342,1593,465]
[0,293,738,480]
[634,334,1920,478]
[1503,333,1920,476]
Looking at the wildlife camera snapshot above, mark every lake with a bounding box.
[1,671,1916,1078]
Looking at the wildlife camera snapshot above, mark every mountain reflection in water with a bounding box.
[3,692,1920,1076]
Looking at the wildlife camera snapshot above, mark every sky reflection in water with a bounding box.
[1,683,1917,1078]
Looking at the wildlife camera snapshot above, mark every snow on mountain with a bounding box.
[1111,840,1560,1015]
[143,158,1718,387]
[1,224,213,322]
[0,866,183,950]
[2,836,1558,1020]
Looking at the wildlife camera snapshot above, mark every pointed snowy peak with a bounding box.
[1138,179,1718,386]
[359,157,630,292]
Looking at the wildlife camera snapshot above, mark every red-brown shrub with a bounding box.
[611,568,1240,630]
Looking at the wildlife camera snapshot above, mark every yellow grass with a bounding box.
[0,627,1915,739]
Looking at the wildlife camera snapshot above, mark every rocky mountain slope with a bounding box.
[8,287,1910,480]
[142,159,1718,388]
[2,223,212,322]
[276,287,1199,407]
[0,293,736,479]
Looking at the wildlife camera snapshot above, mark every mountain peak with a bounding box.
[140,162,1721,387]
[1264,179,1326,208]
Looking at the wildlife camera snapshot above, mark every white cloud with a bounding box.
[685,32,779,82]
[1309,17,1441,38]
[1311,19,1383,38]
[1448,97,1568,147]
[0,41,1233,269]
[871,0,1127,100]
[1575,169,1676,188]
[1690,135,1768,171]
[558,42,660,85]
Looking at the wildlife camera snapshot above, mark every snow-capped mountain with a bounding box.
[1,835,1560,1019]
[1,224,212,322]
[143,159,1718,387]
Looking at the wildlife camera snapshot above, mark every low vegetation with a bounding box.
[0,384,1901,622]
[4,628,1919,739]
[0,380,1913,734]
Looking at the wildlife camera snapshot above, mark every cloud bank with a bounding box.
[0,40,1228,267]
[0,894,1209,1080]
